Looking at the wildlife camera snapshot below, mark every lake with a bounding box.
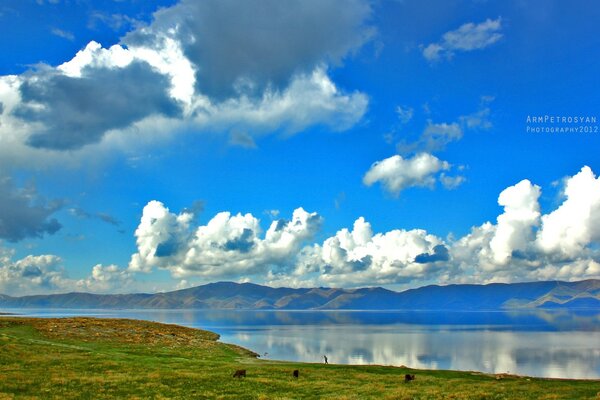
[3,308,599,379]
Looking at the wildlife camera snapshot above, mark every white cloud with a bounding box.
[536,166,600,258]
[489,180,541,266]
[0,249,65,295]
[423,18,503,62]
[0,0,372,163]
[128,200,194,273]
[283,166,600,288]
[363,153,451,196]
[193,67,368,137]
[0,242,136,296]
[449,168,600,284]
[4,167,600,294]
[76,264,134,293]
[57,41,135,78]
[129,202,322,279]
[270,216,447,288]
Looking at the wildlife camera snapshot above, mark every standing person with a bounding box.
[324,355,328,364]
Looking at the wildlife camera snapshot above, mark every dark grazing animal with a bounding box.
[233,369,247,378]
[293,369,299,378]
[404,374,415,382]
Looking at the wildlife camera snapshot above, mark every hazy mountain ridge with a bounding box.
[0,280,599,310]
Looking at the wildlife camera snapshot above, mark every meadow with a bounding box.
[0,317,598,399]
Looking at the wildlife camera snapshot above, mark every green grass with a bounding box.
[0,317,598,399]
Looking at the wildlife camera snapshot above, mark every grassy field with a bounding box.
[0,317,598,399]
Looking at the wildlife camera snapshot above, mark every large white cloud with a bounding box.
[129,201,322,279]
[449,180,540,277]
[489,180,541,266]
[423,18,503,62]
[4,167,600,294]
[449,168,600,284]
[0,0,372,161]
[127,166,600,288]
[272,217,447,287]
[536,166,600,258]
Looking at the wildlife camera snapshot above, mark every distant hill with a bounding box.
[0,280,599,310]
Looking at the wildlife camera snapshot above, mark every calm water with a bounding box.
[3,308,599,379]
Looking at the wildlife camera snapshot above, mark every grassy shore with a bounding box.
[0,317,598,399]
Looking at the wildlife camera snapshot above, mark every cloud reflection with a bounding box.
[221,325,600,379]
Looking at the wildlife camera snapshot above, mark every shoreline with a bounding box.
[1,316,598,399]
[1,314,599,382]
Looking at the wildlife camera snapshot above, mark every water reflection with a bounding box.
[223,326,599,379]
[3,308,599,379]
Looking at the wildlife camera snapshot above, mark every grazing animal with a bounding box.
[404,374,415,382]
[233,369,246,378]
[293,369,299,378]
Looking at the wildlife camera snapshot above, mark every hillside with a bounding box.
[0,279,599,310]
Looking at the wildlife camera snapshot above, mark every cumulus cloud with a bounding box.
[0,176,62,242]
[0,0,372,158]
[363,153,452,196]
[5,167,600,293]
[449,168,600,284]
[0,242,135,296]
[0,248,65,295]
[414,244,450,264]
[536,166,600,258]
[489,180,541,266]
[129,201,322,279]
[278,166,600,288]
[77,264,134,293]
[270,216,447,288]
[423,18,503,62]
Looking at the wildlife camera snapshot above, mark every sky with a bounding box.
[1,0,600,295]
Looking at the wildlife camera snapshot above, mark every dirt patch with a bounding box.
[5,317,219,346]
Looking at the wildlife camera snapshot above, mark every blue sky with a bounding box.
[1,0,599,295]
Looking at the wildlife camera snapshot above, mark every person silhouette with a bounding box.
[324,355,328,364]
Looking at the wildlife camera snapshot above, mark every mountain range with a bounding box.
[1,279,599,310]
